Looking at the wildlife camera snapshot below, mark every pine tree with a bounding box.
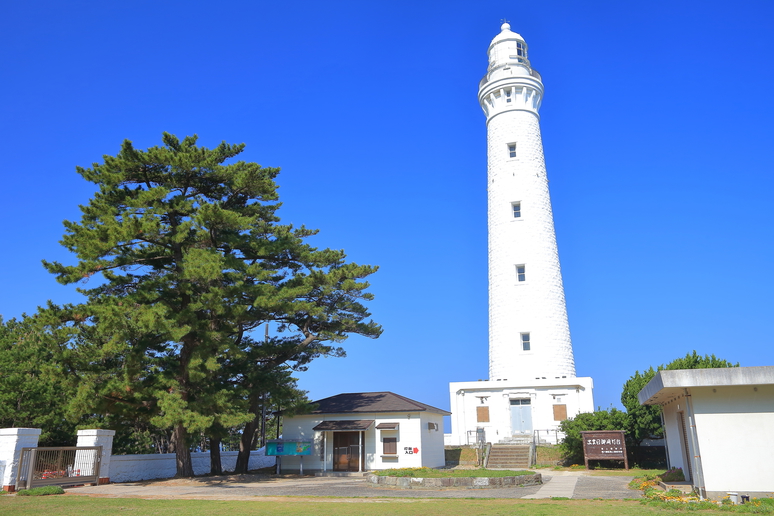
[0,313,79,446]
[44,133,381,476]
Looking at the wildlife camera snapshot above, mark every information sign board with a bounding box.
[265,440,312,456]
[580,430,628,470]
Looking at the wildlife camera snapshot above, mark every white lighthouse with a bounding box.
[480,23,575,382]
[448,24,594,446]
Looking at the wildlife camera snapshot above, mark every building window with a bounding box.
[516,265,526,282]
[553,404,568,421]
[508,143,516,158]
[476,406,490,422]
[505,89,512,103]
[512,202,521,218]
[521,333,531,351]
[383,437,397,455]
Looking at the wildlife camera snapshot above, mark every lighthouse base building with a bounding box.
[446,377,594,445]
[446,23,594,446]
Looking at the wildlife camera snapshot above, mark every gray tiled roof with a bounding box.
[309,392,451,416]
[312,420,375,431]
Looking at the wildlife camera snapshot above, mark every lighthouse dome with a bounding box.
[486,22,532,75]
[490,22,525,45]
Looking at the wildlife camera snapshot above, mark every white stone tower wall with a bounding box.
[481,24,576,381]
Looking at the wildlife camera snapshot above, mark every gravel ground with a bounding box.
[64,472,640,500]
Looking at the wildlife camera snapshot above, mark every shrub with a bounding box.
[659,467,685,482]
[17,485,65,496]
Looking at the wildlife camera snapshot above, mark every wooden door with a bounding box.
[333,432,360,471]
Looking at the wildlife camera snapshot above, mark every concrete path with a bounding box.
[522,474,578,499]
[524,470,638,500]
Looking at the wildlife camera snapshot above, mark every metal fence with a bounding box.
[533,428,565,445]
[16,446,101,491]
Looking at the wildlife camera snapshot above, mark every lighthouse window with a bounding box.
[516,265,526,282]
[512,202,521,218]
[508,143,516,158]
[521,333,531,351]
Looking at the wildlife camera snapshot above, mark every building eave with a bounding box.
[638,366,774,406]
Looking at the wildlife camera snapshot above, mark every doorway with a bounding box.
[678,412,693,482]
[510,398,533,435]
[333,432,362,472]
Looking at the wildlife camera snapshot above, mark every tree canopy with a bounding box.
[621,351,738,447]
[560,351,739,467]
[0,312,80,446]
[42,133,381,476]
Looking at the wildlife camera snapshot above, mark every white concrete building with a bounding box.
[638,366,774,500]
[449,377,594,445]
[448,23,594,446]
[280,392,448,473]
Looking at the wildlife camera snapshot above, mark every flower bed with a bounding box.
[367,470,542,489]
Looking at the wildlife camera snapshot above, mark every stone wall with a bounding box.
[367,472,542,489]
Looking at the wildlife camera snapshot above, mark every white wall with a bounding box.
[448,377,594,445]
[0,428,40,489]
[110,449,274,483]
[661,397,692,478]
[660,385,774,496]
[281,412,445,472]
[419,413,445,468]
[693,385,774,494]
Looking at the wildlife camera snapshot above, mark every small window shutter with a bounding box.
[476,406,490,423]
[383,437,397,455]
[553,404,568,421]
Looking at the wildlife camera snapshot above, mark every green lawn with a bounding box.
[0,496,706,516]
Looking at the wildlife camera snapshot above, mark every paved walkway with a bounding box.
[523,474,578,499]
[64,470,638,501]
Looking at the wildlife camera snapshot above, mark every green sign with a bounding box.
[266,440,312,456]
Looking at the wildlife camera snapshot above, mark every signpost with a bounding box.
[265,440,312,475]
[580,430,628,470]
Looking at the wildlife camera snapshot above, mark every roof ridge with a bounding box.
[385,391,449,413]
[307,392,450,416]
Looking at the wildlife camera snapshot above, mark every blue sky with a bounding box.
[2,1,773,430]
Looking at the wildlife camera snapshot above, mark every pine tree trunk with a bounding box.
[235,417,259,474]
[173,424,195,477]
[210,436,223,475]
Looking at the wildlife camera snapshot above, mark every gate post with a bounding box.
[76,430,115,485]
[0,428,41,492]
